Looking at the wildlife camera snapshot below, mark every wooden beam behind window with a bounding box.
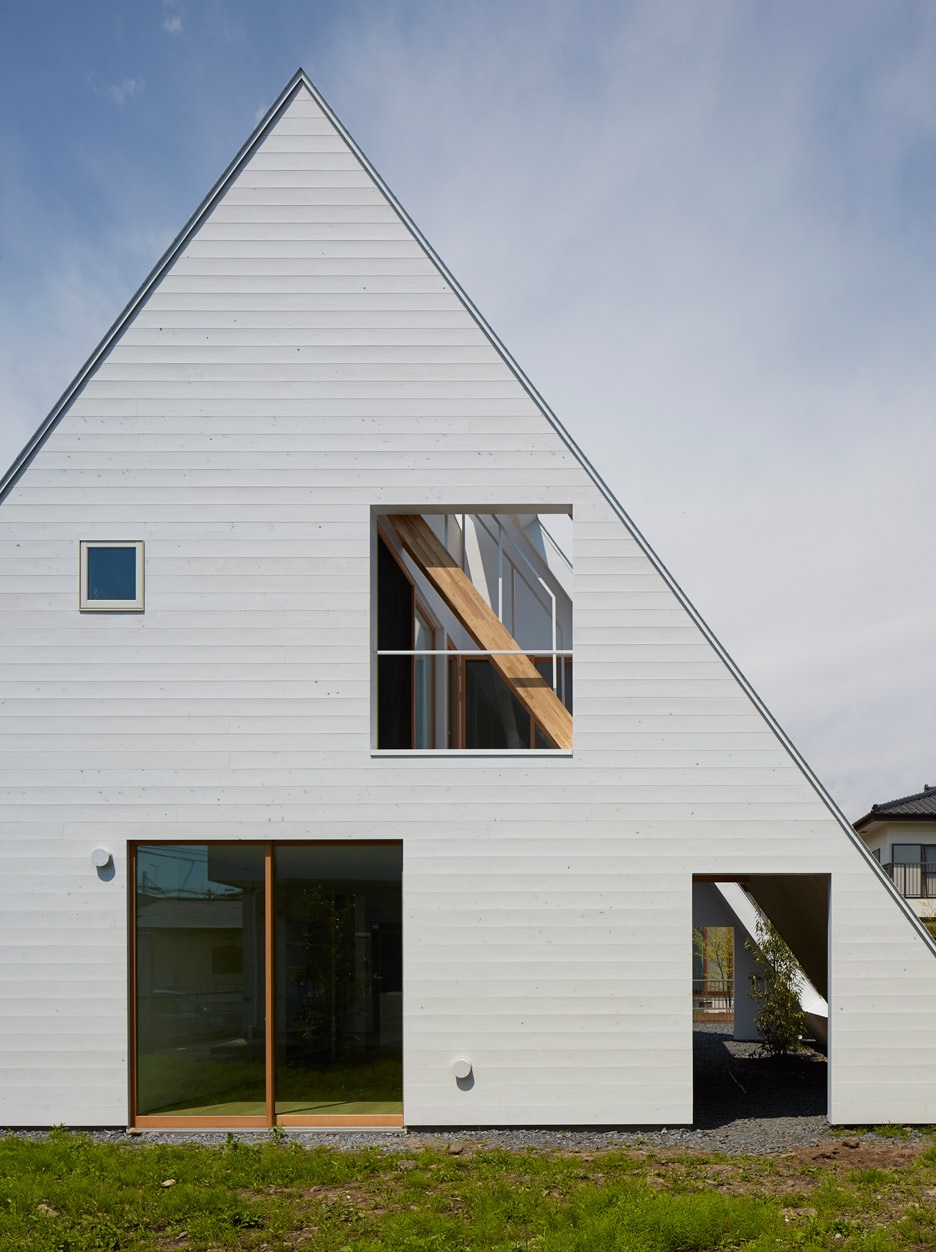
[386,515,572,750]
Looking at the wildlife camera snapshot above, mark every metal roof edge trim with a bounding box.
[0,67,311,506]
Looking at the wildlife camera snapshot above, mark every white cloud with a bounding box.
[104,76,145,105]
[161,0,183,36]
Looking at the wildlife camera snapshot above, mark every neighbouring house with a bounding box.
[2,68,936,1131]
[855,786,936,920]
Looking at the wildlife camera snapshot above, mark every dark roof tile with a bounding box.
[854,785,936,829]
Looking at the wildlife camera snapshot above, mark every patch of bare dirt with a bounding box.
[302,1181,394,1216]
[791,1139,923,1170]
[563,1138,930,1203]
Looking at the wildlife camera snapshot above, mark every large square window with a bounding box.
[374,512,572,750]
[80,540,144,611]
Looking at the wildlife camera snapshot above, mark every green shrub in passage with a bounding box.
[745,915,808,1056]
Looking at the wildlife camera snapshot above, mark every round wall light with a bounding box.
[452,1058,472,1080]
[91,848,113,869]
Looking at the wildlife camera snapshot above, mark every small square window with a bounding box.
[80,541,144,611]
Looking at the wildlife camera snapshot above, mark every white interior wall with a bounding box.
[691,882,755,1042]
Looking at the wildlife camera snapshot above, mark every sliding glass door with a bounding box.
[274,845,403,1122]
[132,842,402,1127]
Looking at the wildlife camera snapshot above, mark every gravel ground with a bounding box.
[4,1026,923,1157]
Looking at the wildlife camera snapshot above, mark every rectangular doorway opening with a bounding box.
[131,842,402,1128]
[691,875,829,1128]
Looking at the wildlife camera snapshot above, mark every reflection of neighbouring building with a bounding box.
[136,894,256,1046]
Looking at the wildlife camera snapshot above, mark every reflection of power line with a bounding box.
[138,846,259,874]
[137,846,240,899]
[138,883,239,899]
[140,846,209,863]
[137,849,200,897]
[178,857,196,896]
[137,847,205,889]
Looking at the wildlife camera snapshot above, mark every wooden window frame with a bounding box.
[128,840,403,1130]
[413,600,440,750]
[375,525,442,749]
[447,638,463,749]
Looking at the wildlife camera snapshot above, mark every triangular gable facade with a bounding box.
[1,70,934,1129]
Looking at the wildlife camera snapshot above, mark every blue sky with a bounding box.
[2,0,936,816]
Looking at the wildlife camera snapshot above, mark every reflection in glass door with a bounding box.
[133,842,402,1126]
[274,845,403,1121]
[135,844,266,1119]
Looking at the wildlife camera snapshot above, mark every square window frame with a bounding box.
[371,510,574,755]
[79,540,145,611]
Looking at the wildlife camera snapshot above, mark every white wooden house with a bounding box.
[1,69,935,1130]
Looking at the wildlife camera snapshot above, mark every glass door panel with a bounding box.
[274,844,403,1118]
[135,844,266,1117]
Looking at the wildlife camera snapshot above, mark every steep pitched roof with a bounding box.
[0,67,597,508]
[0,67,884,880]
[855,785,936,830]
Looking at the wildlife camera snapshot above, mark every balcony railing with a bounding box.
[692,978,733,1013]
[883,862,936,899]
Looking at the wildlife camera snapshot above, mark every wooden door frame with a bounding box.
[129,840,404,1129]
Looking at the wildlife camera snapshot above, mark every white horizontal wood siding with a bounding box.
[1,76,936,1126]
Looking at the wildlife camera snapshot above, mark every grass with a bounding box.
[1,1127,936,1250]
